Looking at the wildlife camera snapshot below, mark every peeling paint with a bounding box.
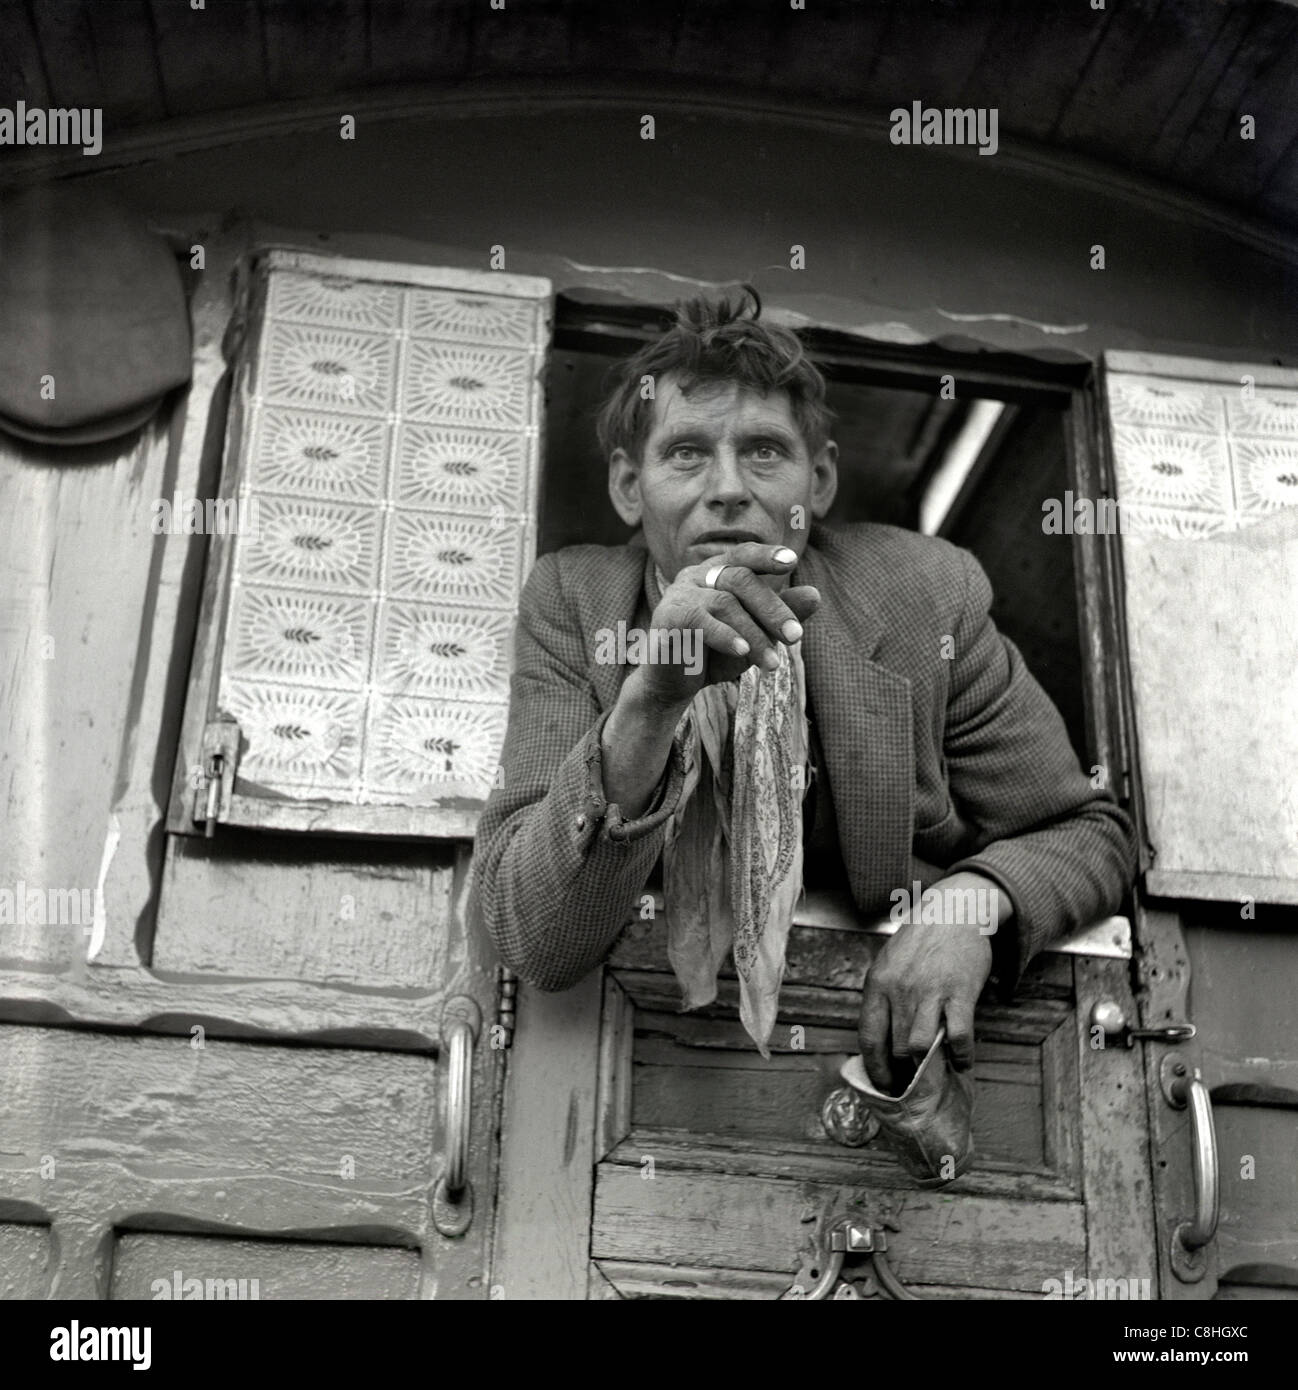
[556,257,727,289]
[562,1090,579,1168]
[935,307,1089,335]
[778,307,932,345]
[87,813,121,961]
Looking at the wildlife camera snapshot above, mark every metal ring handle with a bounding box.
[443,1022,473,1194]
[782,1249,844,1299]
[439,997,481,1200]
[871,1249,922,1301]
[780,1219,928,1301]
[1169,1069,1219,1252]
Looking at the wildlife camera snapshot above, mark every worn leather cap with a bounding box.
[0,182,191,444]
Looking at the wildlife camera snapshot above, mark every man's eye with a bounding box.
[669,445,704,463]
[748,445,784,462]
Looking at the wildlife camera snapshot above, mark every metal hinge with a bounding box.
[495,965,518,1044]
[191,719,241,837]
[221,247,259,366]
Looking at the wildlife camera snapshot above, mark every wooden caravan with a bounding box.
[1,0,1296,1303]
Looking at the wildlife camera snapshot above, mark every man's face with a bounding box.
[608,375,838,582]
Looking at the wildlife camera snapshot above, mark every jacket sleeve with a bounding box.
[469,551,690,991]
[941,550,1138,995]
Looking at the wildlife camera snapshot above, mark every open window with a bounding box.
[545,297,1104,799]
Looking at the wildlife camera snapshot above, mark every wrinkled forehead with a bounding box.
[644,374,801,440]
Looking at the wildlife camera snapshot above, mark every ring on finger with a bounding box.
[703,563,729,590]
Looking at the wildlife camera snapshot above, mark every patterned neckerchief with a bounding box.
[650,564,810,1055]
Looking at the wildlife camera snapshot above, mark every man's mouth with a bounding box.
[690,530,766,548]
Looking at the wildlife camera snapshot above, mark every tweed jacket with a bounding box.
[470,522,1138,996]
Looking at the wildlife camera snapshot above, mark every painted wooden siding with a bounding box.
[0,1022,439,1298]
[1,80,1295,1296]
[110,1233,421,1300]
[0,230,503,1299]
[0,416,172,968]
[1186,916,1298,1287]
[0,1223,50,1300]
[154,834,453,990]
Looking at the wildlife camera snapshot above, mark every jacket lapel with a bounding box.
[796,541,915,914]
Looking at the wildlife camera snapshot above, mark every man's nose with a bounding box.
[703,447,751,506]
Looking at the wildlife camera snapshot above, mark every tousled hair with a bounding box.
[595,286,834,461]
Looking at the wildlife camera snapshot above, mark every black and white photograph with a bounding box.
[0,0,1295,1361]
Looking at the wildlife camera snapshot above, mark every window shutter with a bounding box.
[169,250,551,839]
[1103,351,1298,904]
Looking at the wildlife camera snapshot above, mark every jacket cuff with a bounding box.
[579,707,689,844]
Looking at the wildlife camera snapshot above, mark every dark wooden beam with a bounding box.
[1163,4,1285,181]
[1202,9,1298,210]
[0,1,51,109]
[260,0,371,102]
[368,0,474,83]
[25,0,102,113]
[87,1,168,125]
[1055,0,1223,166]
[147,0,269,116]
[1014,3,1115,144]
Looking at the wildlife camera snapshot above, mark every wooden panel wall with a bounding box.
[0,1223,50,1300]
[1186,913,1298,1284]
[591,1169,1086,1297]
[153,832,453,992]
[110,1233,421,1300]
[0,228,503,1300]
[0,416,173,968]
[0,1022,438,1299]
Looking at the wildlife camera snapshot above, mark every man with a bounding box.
[471,290,1136,1093]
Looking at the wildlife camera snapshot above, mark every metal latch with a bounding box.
[192,720,241,837]
[1089,1000,1196,1048]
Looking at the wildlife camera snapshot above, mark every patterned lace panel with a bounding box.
[1108,376,1298,538]
[217,263,543,807]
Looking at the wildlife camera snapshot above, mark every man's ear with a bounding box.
[810,439,839,519]
[608,447,643,527]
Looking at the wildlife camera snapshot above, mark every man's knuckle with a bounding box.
[755,605,785,633]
